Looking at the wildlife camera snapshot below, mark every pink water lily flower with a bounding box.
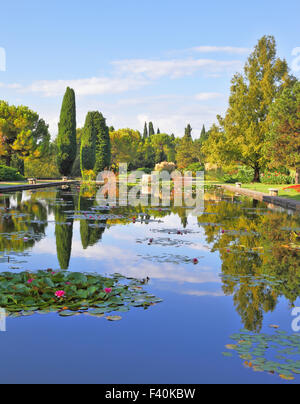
[65,282,71,285]
[104,288,112,294]
[55,290,65,298]
[27,278,34,284]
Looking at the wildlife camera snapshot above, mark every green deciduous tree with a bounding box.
[176,135,197,170]
[150,133,174,164]
[205,36,289,182]
[265,81,300,183]
[0,101,50,167]
[110,128,141,169]
[57,87,77,176]
[140,138,155,168]
[25,142,60,178]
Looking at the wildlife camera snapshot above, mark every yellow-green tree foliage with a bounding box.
[204,36,289,182]
[265,81,300,183]
[110,128,141,169]
[0,101,50,166]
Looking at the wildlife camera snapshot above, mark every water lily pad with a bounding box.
[106,315,122,321]
[222,352,233,357]
[0,270,163,321]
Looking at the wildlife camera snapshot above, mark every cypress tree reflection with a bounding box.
[78,184,107,249]
[54,189,74,270]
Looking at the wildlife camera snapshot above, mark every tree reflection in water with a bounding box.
[197,191,300,332]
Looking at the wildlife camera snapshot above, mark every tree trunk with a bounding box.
[253,166,260,183]
[295,167,300,185]
[5,154,11,167]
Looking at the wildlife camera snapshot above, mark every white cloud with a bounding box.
[190,46,250,55]
[35,238,220,286]
[195,92,223,101]
[112,58,242,79]
[0,48,236,136]
[0,82,22,89]
[0,47,6,71]
[1,55,241,99]
[24,76,149,97]
[182,290,224,297]
[135,99,224,137]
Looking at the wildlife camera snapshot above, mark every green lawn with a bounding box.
[242,183,300,201]
[0,179,62,187]
[0,181,27,186]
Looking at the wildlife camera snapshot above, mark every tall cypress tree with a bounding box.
[199,124,209,146]
[200,125,206,139]
[93,111,111,173]
[80,112,96,174]
[184,124,192,139]
[149,122,155,137]
[143,122,148,139]
[57,87,77,176]
[157,128,160,134]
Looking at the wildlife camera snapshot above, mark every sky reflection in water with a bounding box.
[0,185,300,383]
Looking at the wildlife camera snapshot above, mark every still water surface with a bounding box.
[0,185,300,383]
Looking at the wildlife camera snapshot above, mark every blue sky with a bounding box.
[0,0,300,138]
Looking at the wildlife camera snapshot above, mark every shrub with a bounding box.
[82,169,96,182]
[136,167,152,174]
[261,171,294,184]
[25,156,60,178]
[0,165,25,181]
[223,166,254,183]
[186,162,205,174]
[155,161,176,173]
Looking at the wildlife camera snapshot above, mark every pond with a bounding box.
[0,184,300,383]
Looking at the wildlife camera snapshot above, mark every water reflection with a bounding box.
[78,185,106,249]
[54,189,74,270]
[198,194,300,332]
[0,191,48,256]
[0,185,300,335]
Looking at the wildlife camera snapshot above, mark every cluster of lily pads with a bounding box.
[220,273,285,288]
[0,270,162,321]
[223,329,300,380]
[136,237,194,248]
